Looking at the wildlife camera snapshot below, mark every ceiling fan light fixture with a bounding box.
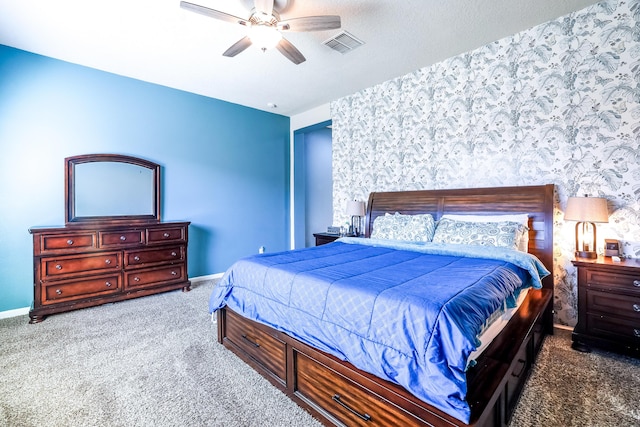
[249,24,282,51]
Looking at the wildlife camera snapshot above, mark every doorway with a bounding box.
[293,120,332,248]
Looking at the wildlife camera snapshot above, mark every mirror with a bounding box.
[65,154,161,225]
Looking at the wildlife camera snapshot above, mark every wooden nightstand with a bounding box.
[313,232,341,246]
[571,256,640,358]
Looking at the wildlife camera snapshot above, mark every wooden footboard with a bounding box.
[217,287,552,427]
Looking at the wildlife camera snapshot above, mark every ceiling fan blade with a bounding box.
[276,38,306,64]
[223,37,253,57]
[180,1,248,26]
[254,0,274,17]
[278,16,341,32]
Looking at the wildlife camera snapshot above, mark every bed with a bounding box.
[212,185,554,427]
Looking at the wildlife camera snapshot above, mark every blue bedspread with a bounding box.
[209,239,549,423]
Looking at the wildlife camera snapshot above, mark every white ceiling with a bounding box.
[0,0,600,116]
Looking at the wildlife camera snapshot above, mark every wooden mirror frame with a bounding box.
[65,154,161,225]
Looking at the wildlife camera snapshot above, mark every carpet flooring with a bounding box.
[1,279,638,426]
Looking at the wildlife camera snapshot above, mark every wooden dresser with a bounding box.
[29,221,190,323]
[571,256,640,357]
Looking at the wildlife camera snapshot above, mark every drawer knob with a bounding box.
[171,251,177,257]
[634,304,640,312]
[171,271,177,276]
[635,329,640,338]
[120,235,126,241]
[105,259,111,265]
[55,289,62,295]
[105,281,112,287]
[634,280,640,287]
[134,277,140,282]
[55,264,62,270]
[332,394,371,422]
[134,256,140,262]
[163,232,170,238]
[66,239,73,246]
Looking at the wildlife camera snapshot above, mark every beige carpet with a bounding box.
[1,279,638,426]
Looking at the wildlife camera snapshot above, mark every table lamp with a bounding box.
[346,200,366,236]
[564,196,609,259]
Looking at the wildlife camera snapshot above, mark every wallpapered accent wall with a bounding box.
[330,0,640,326]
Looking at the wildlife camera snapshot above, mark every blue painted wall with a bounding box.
[0,45,291,312]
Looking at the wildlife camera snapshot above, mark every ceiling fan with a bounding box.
[180,0,341,65]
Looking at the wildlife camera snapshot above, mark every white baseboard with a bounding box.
[0,307,30,320]
[190,273,224,283]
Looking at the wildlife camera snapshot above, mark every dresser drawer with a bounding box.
[147,226,186,244]
[124,264,186,289]
[38,232,96,254]
[124,246,185,268]
[99,230,145,248]
[42,274,121,304]
[586,313,640,342]
[41,252,121,280]
[294,351,425,426]
[586,269,640,293]
[224,310,287,383]
[586,289,640,319]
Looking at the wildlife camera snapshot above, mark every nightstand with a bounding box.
[313,232,341,246]
[571,256,640,358]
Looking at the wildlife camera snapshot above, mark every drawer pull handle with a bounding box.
[171,252,177,257]
[332,394,371,422]
[134,256,140,262]
[511,358,527,378]
[120,235,126,241]
[635,329,640,338]
[634,280,640,287]
[105,259,111,265]
[105,281,112,287]
[55,289,62,295]
[66,239,73,245]
[241,334,260,348]
[634,304,640,312]
[55,264,62,270]
[163,232,170,238]
[171,271,177,276]
[134,277,140,282]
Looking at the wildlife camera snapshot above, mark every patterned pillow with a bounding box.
[371,213,436,242]
[432,218,527,249]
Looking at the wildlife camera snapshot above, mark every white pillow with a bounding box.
[371,212,436,242]
[433,218,527,250]
[439,214,530,252]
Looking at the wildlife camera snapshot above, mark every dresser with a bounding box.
[571,257,640,357]
[29,221,190,323]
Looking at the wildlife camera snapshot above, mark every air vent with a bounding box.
[323,31,364,54]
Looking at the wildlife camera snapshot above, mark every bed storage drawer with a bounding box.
[294,350,424,427]
[224,310,287,383]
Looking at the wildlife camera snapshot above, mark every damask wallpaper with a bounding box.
[330,0,640,326]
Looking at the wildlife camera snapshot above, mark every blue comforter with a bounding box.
[209,239,549,423]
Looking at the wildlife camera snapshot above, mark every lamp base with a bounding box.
[575,250,597,259]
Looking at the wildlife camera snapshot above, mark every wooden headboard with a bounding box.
[365,184,555,290]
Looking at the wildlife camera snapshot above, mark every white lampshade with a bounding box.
[346,200,365,216]
[564,197,609,223]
